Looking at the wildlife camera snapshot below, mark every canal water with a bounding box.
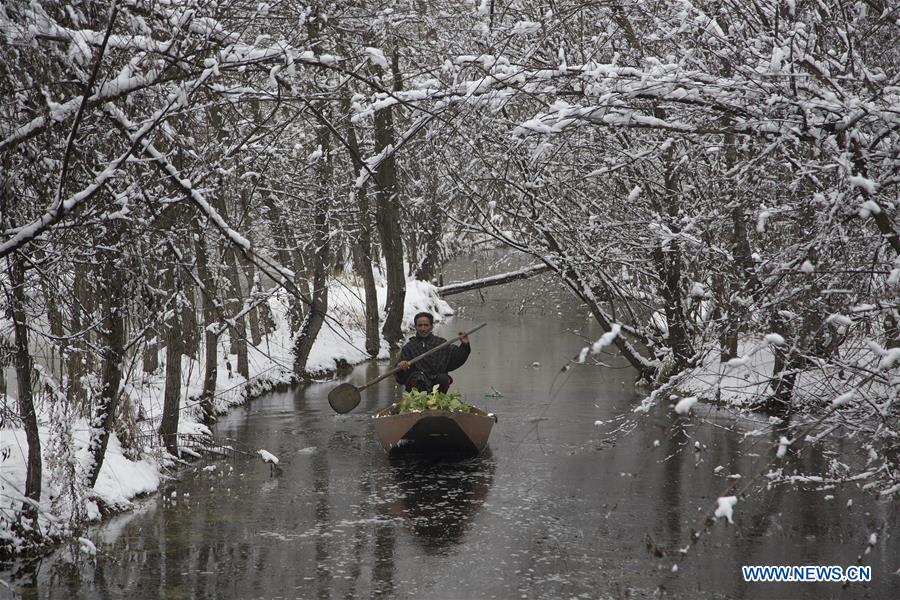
[4,254,898,599]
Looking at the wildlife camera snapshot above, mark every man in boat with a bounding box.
[395,312,470,393]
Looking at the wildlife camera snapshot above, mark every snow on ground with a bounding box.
[676,336,892,410]
[677,340,777,407]
[0,276,454,551]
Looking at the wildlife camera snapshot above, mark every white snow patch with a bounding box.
[581,324,621,360]
[858,200,881,218]
[627,185,642,202]
[878,348,900,370]
[78,537,97,555]
[756,210,771,233]
[764,333,786,346]
[776,436,790,459]
[832,391,855,407]
[674,396,698,415]
[364,47,389,70]
[849,175,876,195]
[511,21,541,35]
[257,449,279,464]
[714,496,738,524]
[826,313,852,327]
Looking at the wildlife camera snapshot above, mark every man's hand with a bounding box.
[459,331,469,345]
[397,360,411,370]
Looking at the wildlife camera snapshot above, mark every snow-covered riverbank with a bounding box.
[0,277,454,554]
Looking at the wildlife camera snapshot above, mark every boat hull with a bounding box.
[373,409,494,456]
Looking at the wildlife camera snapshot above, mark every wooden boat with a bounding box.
[373,407,496,456]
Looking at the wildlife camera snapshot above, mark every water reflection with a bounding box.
[382,452,495,555]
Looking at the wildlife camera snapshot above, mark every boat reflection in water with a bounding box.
[382,450,496,555]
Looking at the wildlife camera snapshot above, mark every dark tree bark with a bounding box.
[67,261,89,406]
[224,248,249,379]
[293,234,329,375]
[159,263,183,456]
[351,241,380,357]
[75,264,96,408]
[234,192,262,347]
[413,171,443,282]
[763,311,796,418]
[262,195,306,332]
[414,211,443,283]
[238,249,262,347]
[84,259,126,488]
[6,251,41,526]
[343,97,381,357]
[193,220,219,421]
[180,267,199,357]
[719,129,759,361]
[654,135,692,373]
[293,125,331,375]
[40,268,65,380]
[142,327,159,373]
[373,102,405,349]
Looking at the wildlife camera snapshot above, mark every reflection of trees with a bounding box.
[659,423,685,548]
[372,518,396,598]
[386,452,495,555]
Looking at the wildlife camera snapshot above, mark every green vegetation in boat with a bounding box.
[387,386,475,415]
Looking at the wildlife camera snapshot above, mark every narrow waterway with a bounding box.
[4,254,898,599]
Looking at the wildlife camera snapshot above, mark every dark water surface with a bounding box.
[3,254,898,599]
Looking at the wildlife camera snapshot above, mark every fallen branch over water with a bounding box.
[435,263,551,296]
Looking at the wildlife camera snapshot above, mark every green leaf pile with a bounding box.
[388,385,475,414]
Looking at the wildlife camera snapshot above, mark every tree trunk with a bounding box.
[413,169,443,282]
[343,97,382,357]
[225,249,249,378]
[294,125,331,374]
[193,220,219,421]
[42,274,65,380]
[719,128,758,361]
[142,326,159,373]
[262,195,306,332]
[415,210,443,282]
[141,249,160,373]
[180,268,199,357]
[6,251,41,527]
[67,262,89,407]
[84,264,125,488]
[351,242,381,357]
[373,104,405,349]
[239,250,262,347]
[159,264,183,456]
[764,311,796,418]
[655,136,692,373]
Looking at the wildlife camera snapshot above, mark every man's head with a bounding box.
[414,312,434,337]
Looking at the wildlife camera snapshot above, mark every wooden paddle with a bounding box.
[327,323,487,414]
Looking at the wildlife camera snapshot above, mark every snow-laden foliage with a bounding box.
[1,0,897,558]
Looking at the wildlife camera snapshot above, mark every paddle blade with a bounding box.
[328,383,361,414]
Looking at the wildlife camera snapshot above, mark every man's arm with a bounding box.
[395,344,413,383]
[447,334,471,372]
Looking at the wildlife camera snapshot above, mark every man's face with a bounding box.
[415,317,433,337]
